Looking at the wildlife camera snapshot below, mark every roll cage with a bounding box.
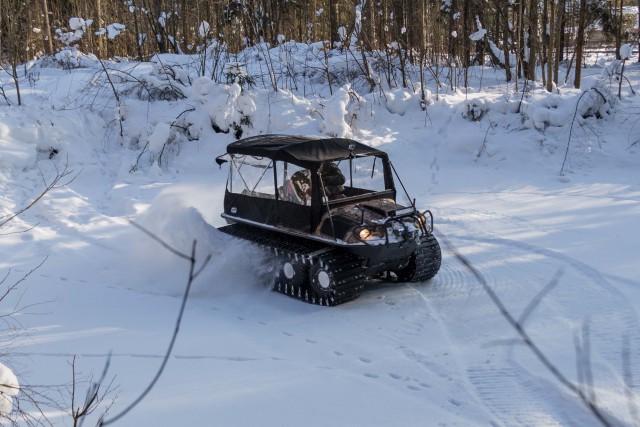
[216,152,396,204]
[216,135,431,245]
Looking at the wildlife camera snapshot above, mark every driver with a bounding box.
[286,169,311,204]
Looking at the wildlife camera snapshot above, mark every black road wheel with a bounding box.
[273,256,308,289]
[394,234,442,283]
[309,263,336,297]
[394,256,417,282]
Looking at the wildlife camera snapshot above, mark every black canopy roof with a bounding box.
[220,134,386,166]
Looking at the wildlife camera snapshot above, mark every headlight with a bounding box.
[359,228,371,239]
[417,213,427,225]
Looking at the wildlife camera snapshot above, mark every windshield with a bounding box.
[318,155,391,201]
[227,155,275,198]
[334,155,387,191]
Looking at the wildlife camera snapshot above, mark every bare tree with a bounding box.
[0,163,79,426]
[69,356,116,427]
[0,0,618,91]
[574,0,588,88]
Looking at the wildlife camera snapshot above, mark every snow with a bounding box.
[69,17,86,31]
[337,26,346,42]
[318,85,353,138]
[488,39,517,67]
[384,88,413,115]
[0,46,639,427]
[148,122,172,154]
[0,363,19,416]
[470,16,487,41]
[107,23,126,39]
[0,124,36,169]
[350,3,364,48]
[198,21,210,38]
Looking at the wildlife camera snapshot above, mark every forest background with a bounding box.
[1,0,638,97]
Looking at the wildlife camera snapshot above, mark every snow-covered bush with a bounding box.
[462,100,486,121]
[177,78,255,141]
[320,85,352,137]
[457,93,525,124]
[211,82,255,138]
[201,39,229,83]
[37,47,100,70]
[0,362,19,418]
[115,61,190,102]
[522,93,569,130]
[577,87,613,119]
[318,84,365,138]
[147,122,176,164]
[55,17,92,46]
[224,62,255,89]
[384,88,413,116]
[146,62,189,100]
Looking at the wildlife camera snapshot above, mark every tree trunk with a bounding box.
[362,0,376,50]
[148,0,168,53]
[419,0,427,101]
[329,0,340,46]
[95,0,104,57]
[516,0,524,83]
[546,0,554,92]
[181,0,188,51]
[558,0,566,62]
[615,0,623,59]
[463,0,471,70]
[526,0,537,81]
[573,0,587,88]
[501,0,512,82]
[310,0,317,41]
[131,0,144,61]
[553,0,563,84]
[448,0,457,62]
[42,0,54,55]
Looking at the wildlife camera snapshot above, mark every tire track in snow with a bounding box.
[437,206,548,237]
[423,262,475,299]
[9,351,271,362]
[405,283,503,425]
[441,233,640,424]
[449,234,640,373]
[465,366,593,426]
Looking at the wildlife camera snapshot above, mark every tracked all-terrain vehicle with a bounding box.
[215,135,441,306]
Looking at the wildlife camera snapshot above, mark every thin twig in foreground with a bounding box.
[440,235,612,427]
[99,223,211,425]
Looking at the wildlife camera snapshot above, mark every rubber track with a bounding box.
[218,223,366,306]
[408,234,442,283]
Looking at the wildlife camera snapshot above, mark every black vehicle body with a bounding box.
[216,134,441,305]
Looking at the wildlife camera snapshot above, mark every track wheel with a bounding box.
[274,257,307,289]
[394,256,417,282]
[309,263,336,297]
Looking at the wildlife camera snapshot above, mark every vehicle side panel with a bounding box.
[224,191,279,225]
[276,201,313,232]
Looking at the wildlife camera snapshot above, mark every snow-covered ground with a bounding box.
[1,49,639,426]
